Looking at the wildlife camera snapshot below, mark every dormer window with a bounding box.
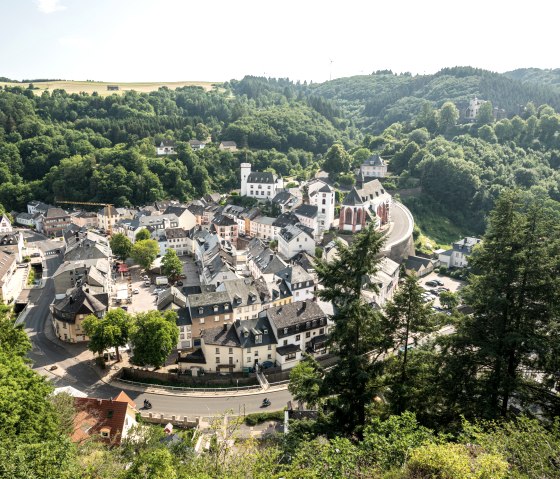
[224,304,229,311]
[213,305,219,312]
[198,307,204,314]
[306,321,310,328]
[284,328,288,335]
[255,334,262,344]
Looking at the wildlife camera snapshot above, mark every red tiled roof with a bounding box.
[113,391,136,409]
[72,394,135,445]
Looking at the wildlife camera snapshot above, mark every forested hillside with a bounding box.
[2,67,560,243]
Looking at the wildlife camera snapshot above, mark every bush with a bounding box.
[244,410,284,426]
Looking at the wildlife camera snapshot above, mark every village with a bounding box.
[3,148,475,447]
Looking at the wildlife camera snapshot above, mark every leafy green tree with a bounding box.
[437,101,459,135]
[315,225,394,436]
[125,448,177,479]
[135,228,151,242]
[288,354,324,407]
[477,101,494,125]
[130,311,178,368]
[131,239,159,271]
[109,233,132,260]
[323,143,351,178]
[0,306,31,357]
[453,190,560,419]
[161,249,182,280]
[439,290,459,310]
[82,309,132,362]
[384,275,434,413]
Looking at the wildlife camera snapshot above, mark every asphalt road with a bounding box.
[19,230,292,416]
[384,201,413,249]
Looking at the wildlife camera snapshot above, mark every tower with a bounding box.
[339,187,366,233]
[240,163,251,196]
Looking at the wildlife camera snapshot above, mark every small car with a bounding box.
[425,280,438,287]
[176,281,183,286]
[133,288,139,294]
[144,280,151,286]
[433,279,444,286]
[261,361,275,369]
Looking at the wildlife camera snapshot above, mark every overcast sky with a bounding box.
[1,0,558,83]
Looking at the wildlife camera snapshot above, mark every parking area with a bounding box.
[113,264,157,314]
[419,271,465,309]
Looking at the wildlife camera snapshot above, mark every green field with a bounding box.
[0,80,221,96]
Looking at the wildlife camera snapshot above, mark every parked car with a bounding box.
[434,279,444,286]
[437,286,450,292]
[176,281,183,286]
[30,252,40,258]
[261,361,275,369]
[425,280,438,287]
[133,288,139,294]
[144,280,151,286]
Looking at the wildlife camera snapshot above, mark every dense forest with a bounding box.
[2,67,560,242]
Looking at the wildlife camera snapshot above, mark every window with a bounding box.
[224,315,230,320]
[213,305,218,312]
[306,332,311,338]
[216,357,220,364]
[284,328,288,335]
[286,352,297,360]
[247,347,251,353]
[254,350,259,356]
[200,318,205,324]
[229,357,233,364]
[215,316,220,322]
[322,208,325,213]
[229,348,233,354]
[322,199,326,205]
[296,334,300,341]
[268,344,272,350]
[319,328,324,334]
[283,340,288,346]
[224,304,229,311]
[247,358,251,363]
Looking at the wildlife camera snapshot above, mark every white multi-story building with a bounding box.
[263,300,329,370]
[439,237,482,268]
[240,163,283,200]
[307,179,335,232]
[360,154,388,178]
[278,224,315,260]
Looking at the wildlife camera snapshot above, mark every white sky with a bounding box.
[1,0,559,82]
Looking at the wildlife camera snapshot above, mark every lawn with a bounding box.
[0,80,221,96]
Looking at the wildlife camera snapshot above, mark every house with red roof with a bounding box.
[72,391,137,445]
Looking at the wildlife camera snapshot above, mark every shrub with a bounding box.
[244,410,284,426]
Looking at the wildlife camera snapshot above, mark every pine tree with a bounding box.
[452,190,560,418]
[315,224,395,436]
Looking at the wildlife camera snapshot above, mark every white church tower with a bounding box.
[240,163,251,196]
[307,179,335,232]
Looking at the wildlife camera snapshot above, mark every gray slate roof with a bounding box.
[264,300,326,330]
[342,188,364,206]
[247,172,275,184]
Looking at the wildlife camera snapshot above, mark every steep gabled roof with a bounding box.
[247,172,275,184]
[342,188,364,206]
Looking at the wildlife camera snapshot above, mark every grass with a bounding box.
[26,267,35,286]
[402,193,472,252]
[0,80,221,96]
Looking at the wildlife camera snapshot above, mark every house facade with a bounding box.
[43,207,72,237]
[51,286,109,342]
[278,224,315,260]
[360,154,388,178]
[307,180,335,232]
[240,163,283,199]
[263,300,329,371]
[439,237,482,268]
[156,140,177,155]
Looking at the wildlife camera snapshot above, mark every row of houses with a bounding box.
[156,139,237,155]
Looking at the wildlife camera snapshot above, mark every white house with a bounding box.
[0,215,12,233]
[278,224,315,261]
[240,163,283,200]
[189,139,206,150]
[362,257,400,307]
[0,250,19,304]
[263,300,329,371]
[465,97,486,122]
[15,212,38,228]
[307,179,335,232]
[275,264,315,301]
[163,228,189,256]
[439,237,482,268]
[294,204,320,239]
[27,201,50,216]
[360,154,388,178]
[163,205,197,231]
[156,140,177,155]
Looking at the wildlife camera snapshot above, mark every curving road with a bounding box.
[384,201,414,250]
[20,230,292,417]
